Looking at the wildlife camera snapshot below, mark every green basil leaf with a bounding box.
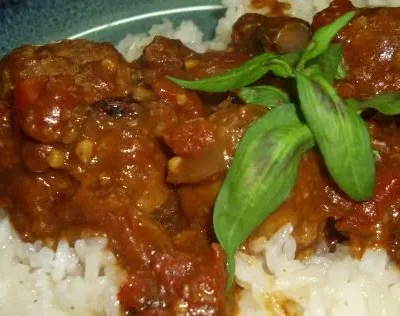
[347,93,400,115]
[213,103,314,289]
[295,72,375,201]
[238,86,290,108]
[167,53,294,93]
[297,11,355,70]
[311,43,344,83]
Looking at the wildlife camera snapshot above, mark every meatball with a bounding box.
[0,40,133,142]
[313,0,400,98]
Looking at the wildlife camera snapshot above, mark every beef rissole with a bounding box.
[1,0,400,314]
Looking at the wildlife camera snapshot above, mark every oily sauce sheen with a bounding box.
[1,1,400,314]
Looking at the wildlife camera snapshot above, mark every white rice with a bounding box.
[0,211,125,316]
[235,224,400,316]
[3,0,400,315]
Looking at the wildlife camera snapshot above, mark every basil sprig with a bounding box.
[167,11,375,288]
[238,85,290,108]
[167,52,293,93]
[214,103,314,289]
[295,72,375,201]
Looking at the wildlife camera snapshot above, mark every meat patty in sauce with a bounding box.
[1,1,400,314]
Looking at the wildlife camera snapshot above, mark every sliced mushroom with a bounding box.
[231,13,312,55]
[263,17,312,53]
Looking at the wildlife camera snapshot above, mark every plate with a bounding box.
[0,0,226,56]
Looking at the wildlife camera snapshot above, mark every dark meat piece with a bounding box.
[140,36,196,85]
[1,39,132,103]
[231,13,312,55]
[1,40,132,143]
[142,36,195,69]
[313,0,400,98]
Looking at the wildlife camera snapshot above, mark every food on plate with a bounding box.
[2,0,400,315]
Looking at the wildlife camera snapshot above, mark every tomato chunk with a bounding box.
[164,119,216,158]
[153,78,205,121]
